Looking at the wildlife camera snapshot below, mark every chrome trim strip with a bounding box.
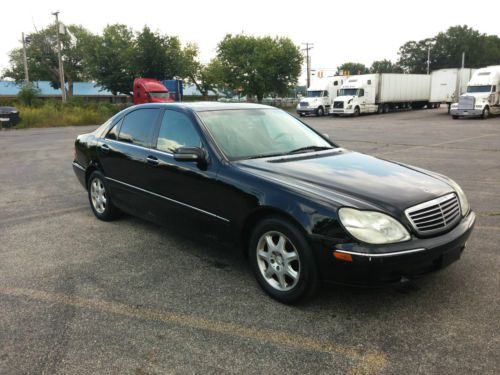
[72,162,85,171]
[105,139,174,156]
[335,248,427,258]
[105,177,230,223]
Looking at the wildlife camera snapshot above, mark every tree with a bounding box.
[336,62,369,75]
[2,23,95,96]
[370,59,403,73]
[87,24,135,95]
[17,83,40,106]
[397,25,500,73]
[217,34,302,102]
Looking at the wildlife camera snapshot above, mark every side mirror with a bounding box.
[173,147,208,169]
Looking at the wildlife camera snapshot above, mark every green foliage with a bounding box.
[336,62,369,75]
[16,83,41,106]
[397,25,500,73]
[2,24,95,96]
[217,34,302,101]
[370,59,403,73]
[15,101,128,128]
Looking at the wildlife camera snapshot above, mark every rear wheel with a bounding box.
[88,171,120,221]
[383,103,390,113]
[249,217,319,304]
[316,107,324,116]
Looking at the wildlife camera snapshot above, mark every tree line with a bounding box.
[2,24,302,102]
[3,24,500,100]
[338,25,500,75]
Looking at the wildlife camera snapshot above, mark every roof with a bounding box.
[126,102,274,112]
[0,81,127,97]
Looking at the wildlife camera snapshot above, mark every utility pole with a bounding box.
[427,45,431,75]
[52,11,67,102]
[21,32,29,83]
[302,43,314,88]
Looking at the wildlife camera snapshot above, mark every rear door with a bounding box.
[98,107,161,215]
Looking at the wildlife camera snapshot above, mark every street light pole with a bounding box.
[427,45,431,75]
[302,43,314,88]
[52,11,67,102]
[22,32,29,84]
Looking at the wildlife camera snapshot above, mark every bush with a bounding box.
[17,83,41,106]
[15,101,131,128]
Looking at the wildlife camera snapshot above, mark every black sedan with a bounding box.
[0,106,20,128]
[72,103,475,303]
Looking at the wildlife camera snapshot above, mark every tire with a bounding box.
[249,216,320,304]
[377,105,383,114]
[383,103,390,113]
[316,107,324,116]
[353,106,360,117]
[482,107,490,119]
[87,171,120,221]
[452,115,459,120]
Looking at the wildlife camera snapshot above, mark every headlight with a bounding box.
[346,104,352,109]
[446,179,470,216]
[338,208,410,244]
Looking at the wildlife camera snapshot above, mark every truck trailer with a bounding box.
[331,74,432,116]
[430,68,476,112]
[296,76,346,116]
[450,65,500,119]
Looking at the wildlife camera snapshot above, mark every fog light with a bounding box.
[333,251,352,262]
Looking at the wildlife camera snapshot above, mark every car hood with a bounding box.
[235,150,454,216]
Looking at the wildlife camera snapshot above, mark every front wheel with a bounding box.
[452,115,459,120]
[482,107,490,119]
[88,171,120,221]
[353,106,360,117]
[249,217,319,304]
[316,107,324,116]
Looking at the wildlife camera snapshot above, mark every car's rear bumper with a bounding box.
[314,211,475,286]
[72,161,87,189]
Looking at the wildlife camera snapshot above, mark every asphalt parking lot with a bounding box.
[0,107,499,375]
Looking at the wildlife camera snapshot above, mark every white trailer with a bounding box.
[430,68,476,112]
[296,76,346,116]
[331,74,432,116]
[450,65,500,119]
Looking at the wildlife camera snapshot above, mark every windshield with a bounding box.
[467,85,492,93]
[338,88,358,96]
[198,109,332,160]
[150,92,170,99]
[306,90,322,97]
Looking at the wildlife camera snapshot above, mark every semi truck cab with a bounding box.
[450,66,500,119]
[331,75,378,116]
[133,78,175,105]
[296,76,344,116]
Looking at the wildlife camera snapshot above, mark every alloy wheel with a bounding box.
[90,177,107,214]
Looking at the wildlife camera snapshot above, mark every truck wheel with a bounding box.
[452,115,459,120]
[377,105,383,114]
[383,104,390,113]
[482,107,490,119]
[299,113,305,117]
[316,107,324,116]
[353,106,360,116]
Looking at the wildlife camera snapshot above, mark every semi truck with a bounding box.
[296,76,345,116]
[331,74,433,116]
[450,65,500,119]
[133,78,174,105]
[430,68,476,112]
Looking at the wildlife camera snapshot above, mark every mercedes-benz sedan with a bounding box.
[73,103,475,303]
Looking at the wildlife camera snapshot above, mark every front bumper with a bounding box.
[296,108,317,115]
[331,108,354,115]
[450,108,483,117]
[314,211,475,285]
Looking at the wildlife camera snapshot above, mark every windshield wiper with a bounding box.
[286,146,334,155]
[245,152,288,160]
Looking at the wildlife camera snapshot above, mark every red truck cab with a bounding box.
[133,78,175,105]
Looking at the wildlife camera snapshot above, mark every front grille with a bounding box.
[334,101,344,109]
[405,193,461,236]
[458,96,474,110]
[300,101,308,107]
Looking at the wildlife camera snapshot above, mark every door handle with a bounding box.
[100,144,110,153]
[147,155,159,166]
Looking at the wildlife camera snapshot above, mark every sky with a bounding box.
[1,0,499,85]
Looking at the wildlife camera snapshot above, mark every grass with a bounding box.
[8,100,130,129]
